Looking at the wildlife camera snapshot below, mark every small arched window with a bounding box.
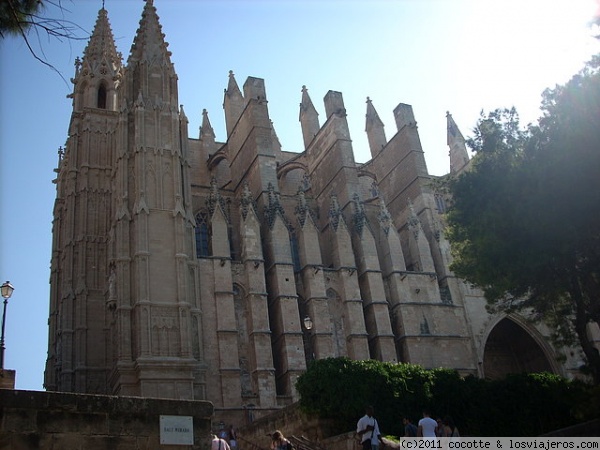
[195,211,210,257]
[290,233,301,272]
[434,194,447,214]
[97,83,107,109]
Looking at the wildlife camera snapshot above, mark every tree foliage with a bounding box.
[295,358,593,437]
[1,1,86,78]
[444,57,600,383]
[0,0,39,37]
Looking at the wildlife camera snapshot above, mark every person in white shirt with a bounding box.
[417,410,437,438]
[357,406,382,450]
[212,434,231,450]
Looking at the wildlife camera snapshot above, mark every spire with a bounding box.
[71,7,122,110]
[240,181,258,220]
[128,0,174,69]
[270,120,282,152]
[81,7,121,71]
[179,104,188,122]
[352,193,368,237]
[365,97,387,157]
[206,177,228,221]
[377,196,393,236]
[223,70,245,137]
[200,109,216,142]
[447,111,470,174]
[299,85,320,148]
[125,1,178,109]
[295,188,316,228]
[264,182,289,229]
[328,194,344,231]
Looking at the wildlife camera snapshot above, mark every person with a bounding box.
[228,424,238,450]
[219,427,228,441]
[356,406,382,450]
[212,434,231,450]
[435,417,445,437]
[417,410,437,438]
[402,417,418,437]
[271,430,291,450]
[443,416,460,437]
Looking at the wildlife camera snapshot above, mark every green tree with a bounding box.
[1,1,85,76]
[0,0,40,37]
[444,57,600,383]
[295,358,592,436]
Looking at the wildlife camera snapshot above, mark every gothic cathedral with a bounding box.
[44,1,584,421]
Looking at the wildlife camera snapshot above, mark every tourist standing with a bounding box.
[402,417,418,437]
[417,410,437,438]
[357,406,382,450]
[212,434,231,450]
[228,424,238,450]
[270,430,291,450]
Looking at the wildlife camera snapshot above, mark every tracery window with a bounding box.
[290,234,301,272]
[434,194,447,214]
[195,211,210,257]
[97,83,107,109]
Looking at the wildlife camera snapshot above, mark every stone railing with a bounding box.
[0,389,213,450]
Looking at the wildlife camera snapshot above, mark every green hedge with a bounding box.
[295,358,594,436]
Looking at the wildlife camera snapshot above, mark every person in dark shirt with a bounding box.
[402,417,418,437]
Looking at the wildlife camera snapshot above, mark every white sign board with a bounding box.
[160,415,194,445]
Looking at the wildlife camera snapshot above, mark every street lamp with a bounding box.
[1,281,15,370]
[303,315,313,330]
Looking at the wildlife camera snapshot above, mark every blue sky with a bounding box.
[0,0,598,391]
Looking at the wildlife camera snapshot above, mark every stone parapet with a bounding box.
[0,389,213,450]
[0,370,16,389]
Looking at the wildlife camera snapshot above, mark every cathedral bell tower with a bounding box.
[45,6,122,393]
[46,1,203,400]
[108,0,202,399]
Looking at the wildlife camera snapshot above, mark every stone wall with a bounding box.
[0,389,213,450]
[238,403,340,449]
[0,370,16,389]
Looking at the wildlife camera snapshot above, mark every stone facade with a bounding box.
[0,389,212,450]
[45,0,586,425]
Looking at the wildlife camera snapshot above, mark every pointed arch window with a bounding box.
[195,211,211,257]
[290,233,301,272]
[97,83,107,109]
[434,194,447,214]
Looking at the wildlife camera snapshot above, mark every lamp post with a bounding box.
[302,315,314,362]
[303,316,313,331]
[0,281,15,370]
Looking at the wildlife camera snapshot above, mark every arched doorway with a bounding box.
[482,317,554,380]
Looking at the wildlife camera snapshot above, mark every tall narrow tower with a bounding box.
[45,6,122,393]
[108,0,202,399]
[46,1,204,400]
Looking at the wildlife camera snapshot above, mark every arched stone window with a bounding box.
[97,83,107,109]
[483,317,554,380]
[290,233,301,272]
[195,211,210,257]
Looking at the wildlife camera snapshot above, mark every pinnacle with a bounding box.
[80,7,121,73]
[128,0,174,69]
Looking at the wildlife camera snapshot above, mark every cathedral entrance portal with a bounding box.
[482,318,555,380]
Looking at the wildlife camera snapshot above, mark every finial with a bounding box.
[229,70,234,77]
[366,96,371,103]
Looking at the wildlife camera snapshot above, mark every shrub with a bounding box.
[295,358,594,437]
